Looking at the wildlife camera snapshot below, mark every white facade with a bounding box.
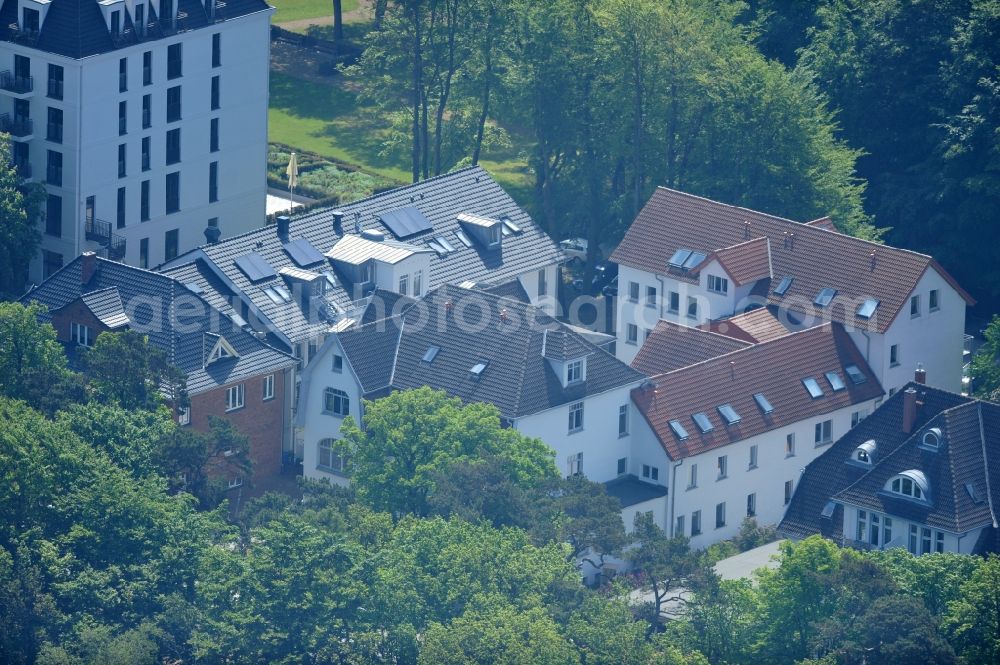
[629,397,881,549]
[516,263,559,316]
[5,2,273,285]
[840,503,983,555]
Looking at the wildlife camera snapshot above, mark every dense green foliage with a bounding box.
[0,134,44,298]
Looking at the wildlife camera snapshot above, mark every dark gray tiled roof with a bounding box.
[0,0,269,59]
[334,285,645,419]
[78,287,129,328]
[21,256,296,395]
[604,474,669,508]
[780,385,1000,541]
[161,167,564,349]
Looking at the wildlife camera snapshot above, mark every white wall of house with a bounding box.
[840,503,983,555]
[630,397,881,549]
[373,253,432,298]
[12,8,273,283]
[516,263,559,316]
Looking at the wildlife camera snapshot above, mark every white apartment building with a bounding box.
[609,188,975,394]
[0,0,272,285]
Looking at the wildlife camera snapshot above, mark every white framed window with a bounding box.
[317,438,347,473]
[645,285,657,307]
[717,455,728,479]
[814,420,832,445]
[617,457,627,475]
[929,289,939,311]
[628,281,640,302]
[177,406,190,425]
[668,291,680,313]
[398,273,409,296]
[70,322,93,347]
[568,401,584,433]
[413,270,423,297]
[910,294,920,318]
[715,502,726,528]
[566,359,583,384]
[851,409,868,427]
[890,344,900,367]
[686,296,698,319]
[746,493,756,517]
[537,268,547,297]
[688,463,698,488]
[707,274,729,294]
[749,444,758,469]
[642,464,659,481]
[323,387,350,417]
[857,509,868,542]
[225,383,244,411]
[333,353,344,373]
[618,404,629,436]
[786,433,796,457]
[626,323,638,345]
[567,452,583,476]
[691,510,702,535]
[889,474,925,499]
[262,373,275,401]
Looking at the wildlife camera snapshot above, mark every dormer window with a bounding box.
[853,439,877,466]
[22,7,39,33]
[206,335,239,365]
[111,10,121,36]
[921,427,943,450]
[566,359,584,384]
[489,224,501,246]
[886,470,929,501]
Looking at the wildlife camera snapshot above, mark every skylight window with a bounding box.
[502,217,521,234]
[470,360,488,379]
[844,364,867,385]
[774,276,793,296]
[422,346,440,363]
[718,404,741,425]
[825,371,846,391]
[454,228,473,247]
[436,236,456,253]
[273,285,292,302]
[427,239,448,257]
[323,270,338,289]
[668,249,692,268]
[814,288,837,307]
[682,251,706,270]
[802,377,824,399]
[856,298,879,319]
[669,420,689,441]
[753,392,774,414]
[692,412,714,433]
[263,287,284,305]
[821,501,837,518]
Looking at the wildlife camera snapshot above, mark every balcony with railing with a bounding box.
[0,113,33,138]
[0,71,34,95]
[85,218,126,261]
[7,24,39,46]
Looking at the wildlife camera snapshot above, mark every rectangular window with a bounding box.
[675,515,685,537]
[708,274,729,294]
[70,322,93,347]
[567,452,583,476]
[814,420,832,445]
[537,267,547,296]
[225,384,244,411]
[119,57,127,92]
[211,75,220,110]
[119,100,127,135]
[45,194,61,237]
[691,510,702,536]
[626,323,638,345]
[852,409,868,427]
[47,107,63,143]
[318,439,347,473]
[921,527,931,554]
[566,359,583,384]
[929,289,939,312]
[177,406,190,426]
[717,455,727,479]
[111,9,121,36]
[890,344,900,367]
[141,137,150,171]
[140,180,150,221]
[212,33,222,67]
[135,3,144,35]
[46,150,62,186]
[687,296,698,319]
[617,457,627,475]
[43,251,63,279]
[869,513,881,546]
[118,143,127,177]
[398,273,409,295]
[857,510,868,542]
[784,479,794,505]
[166,128,180,164]
[143,51,152,85]
[164,228,179,261]
[935,530,944,553]
[715,502,726,528]
[166,172,180,214]
[413,270,422,296]
[908,524,918,554]
[47,63,63,99]
[786,433,796,457]
[645,285,657,307]
[263,374,275,401]
[139,237,149,268]
[628,281,639,302]
[749,444,758,469]
[618,404,629,436]
[116,186,126,229]
[167,43,182,79]
[668,291,680,313]
[167,85,181,122]
[142,94,152,128]
[910,295,921,318]
[689,463,698,488]
[883,516,893,547]
[568,401,584,433]
[747,493,756,517]
[332,353,344,373]
[208,161,218,203]
[210,117,219,152]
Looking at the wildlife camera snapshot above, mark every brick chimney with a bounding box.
[902,387,918,434]
[914,364,926,385]
[81,251,97,284]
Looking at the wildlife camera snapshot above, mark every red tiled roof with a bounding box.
[705,237,771,286]
[610,188,975,334]
[705,307,794,343]
[633,323,884,460]
[631,320,751,375]
[805,217,836,231]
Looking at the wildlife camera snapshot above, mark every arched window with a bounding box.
[323,388,350,417]
[854,440,877,465]
[886,470,929,501]
[317,438,346,473]
[922,427,943,449]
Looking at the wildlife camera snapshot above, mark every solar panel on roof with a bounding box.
[803,377,824,399]
[682,251,706,269]
[825,371,846,391]
[753,392,774,414]
[856,298,879,319]
[668,249,692,268]
[234,253,277,282]
[669,420,689,440]
[693,412,714,433]
[379,206,433,238]
[814,287,837,307]
[718,404,741,425]
[774,276,793,296]
[845,364,867,384]
[283,238,325,267]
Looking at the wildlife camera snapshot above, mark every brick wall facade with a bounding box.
[50,300,109,343]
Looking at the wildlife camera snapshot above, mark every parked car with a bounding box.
[601,275,618,298]
[559,237,590,263]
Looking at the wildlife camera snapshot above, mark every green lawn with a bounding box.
[269,0,358,24]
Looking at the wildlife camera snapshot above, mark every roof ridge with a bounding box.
[660,319,753,346]
[715,235,770,253]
